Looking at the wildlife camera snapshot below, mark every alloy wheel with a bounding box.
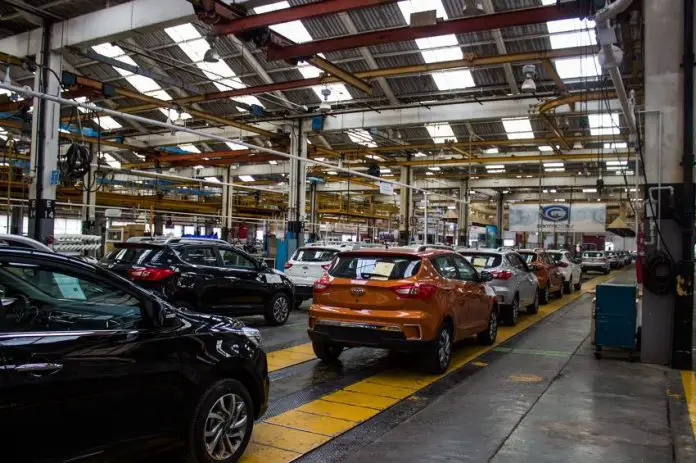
[273,296,290,322]
[203,393,248,461]
[438,327,452,370]
[489,311,498,340]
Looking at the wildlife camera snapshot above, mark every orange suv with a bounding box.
[517,249,563,304]
[308,248,499,373]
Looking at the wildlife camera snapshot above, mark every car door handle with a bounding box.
[15,362,63,375]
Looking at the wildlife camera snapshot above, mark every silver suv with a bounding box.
[458,249,539,326]
[581,251,611,274]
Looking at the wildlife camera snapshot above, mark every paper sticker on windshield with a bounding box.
[472,257,489,268]
[372,262,395,279]
[54,274,86,300]
[266,274,283,284]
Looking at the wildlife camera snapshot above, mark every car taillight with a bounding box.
[284,262,293,270]
[556,262,568,268]
[321,263,332,270]
[128,267,175,281]
[490,270,513,280]
[391,283,438,299]
[313,275,332,293]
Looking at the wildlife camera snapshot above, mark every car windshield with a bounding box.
[461,253,501,269]
[293,248,339,263]
[548,252,564,262]
[329,255,421,280]
[518,252,536,264]
[583,252,603,258]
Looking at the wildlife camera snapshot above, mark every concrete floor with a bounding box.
[154,268,696,462]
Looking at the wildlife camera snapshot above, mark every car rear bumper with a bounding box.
[308,304,439,347]
[582,263,608,271]
[294,285,313,299]
[490,284,513,305]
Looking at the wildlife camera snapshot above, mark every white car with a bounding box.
[284,245,347,307]
[547,250,582,293]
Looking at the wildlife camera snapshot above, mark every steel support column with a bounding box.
[458,179,469,246]
[82,159,97,235]
[29,27,60,243]
[496,191,504,246]
[221,166,234,240]
[288,120,308,248]
[398,165,413,245]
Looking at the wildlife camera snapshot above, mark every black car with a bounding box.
[0,248,268,462]
[100,239,295,325]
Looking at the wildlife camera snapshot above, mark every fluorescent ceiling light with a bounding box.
[238,175,255,182]
[538,145,554,152]
[428,166,441,171]
[426,171,435,176]
[588,113,621,136]
[179,144,201,153]
[545,168,565,172]
[549,189,557,193]
[543,162,564,168]
[164,24,264,111]
[365,154,384,161]
[484,147,499,154]
[348,129,377,148]
[204,177,221,183]
[269,160,278,165]
[604,142,628,149]
[582,188,597,193]
[486,164,505,169]
[487,169,505,174]
[327,171,338,175]
[554,56,601,79]
[469,190,476,194]
[414,151,428,157]
[315,157,326,162]
[605,160,628,166]
[502,117,534,140]
[380,168,392,174]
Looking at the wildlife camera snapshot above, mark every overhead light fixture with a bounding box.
[327,170,338,175]
[543,162,564,168]
[549,189,557,193]
[583,188,597,193]
[545,168,565,172]
[426,171,435,176]
[606,160,628,166]
[521,64,537,93]
[573,141,583,149]
[486,164,505,170]
[414,151,428,157]
[484,147,499,154]
[428,166,441,171]
[315,157,326,162]
[538,146,553,152]
[203,37,220,63]
[318,87,332,113]
[488,169,505,174]
[269,160,278,165]
[239,175,255,182]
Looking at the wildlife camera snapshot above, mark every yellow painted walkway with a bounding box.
[681,371,696,440]
[246,272,616,462]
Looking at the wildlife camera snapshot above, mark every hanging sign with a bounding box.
[508,203,606,233]
[379,181,394,195]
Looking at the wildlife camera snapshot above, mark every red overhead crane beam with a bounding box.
[267,3,585,61]
[211,0,397,36]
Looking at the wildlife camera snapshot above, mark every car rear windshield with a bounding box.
[460,253,502,269]
[518,252,536,264]
[548,252,564,262]
[102,246,163,265]
[583,252,604,258]
[329,254,421,280]
[293,248,339,262]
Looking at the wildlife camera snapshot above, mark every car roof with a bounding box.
[0,234,53,252]
[458,249,504,256]
[338,247,453,258]
[0,247,95,270]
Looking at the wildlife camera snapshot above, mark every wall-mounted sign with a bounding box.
[509,203,606,233]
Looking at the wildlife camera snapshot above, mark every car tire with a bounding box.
[574,279,582,291]
[604,268,610,275]
[424,321,453,374]
[264,293,291,326]
[312,341,343,362]
[554,286,564,299]
[503,295,519,326]
[539,285,550,305]
[187,379,254,463]
[477,307,498,346]
[527,290,539,314]
[563,279,572,294]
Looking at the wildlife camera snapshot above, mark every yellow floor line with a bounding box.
[241,271,617,462]
[681,371,696,439]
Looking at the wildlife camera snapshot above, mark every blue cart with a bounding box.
[594,283,638,361]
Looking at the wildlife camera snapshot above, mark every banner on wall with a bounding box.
[508,203,606,233]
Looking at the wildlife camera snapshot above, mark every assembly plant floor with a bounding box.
[176,268,696,462]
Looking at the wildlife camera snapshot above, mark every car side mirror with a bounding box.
[479,271,493,282]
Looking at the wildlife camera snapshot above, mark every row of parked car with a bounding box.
[580,249,634,274]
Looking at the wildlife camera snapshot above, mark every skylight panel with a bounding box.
[255,2,314,43]
[502,117,534,140]
[164,24,264,111]
[420,46,464,64]
[94,116,122,130]
[425,123,456,142]
[431,70,475,90]
[179,144,201,153]
[204,177,222,183]
[239,175,255,182]
[226,142,247,150]
[160,108,192,121]
[588,113,621,136]
[604,142,628,150]
[415,34,459,52]
[348,130,377,148]
[92,43,171,101]
[553,56,601,79]
[102,153,121,168]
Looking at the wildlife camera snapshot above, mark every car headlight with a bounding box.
[240,326,263,348]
